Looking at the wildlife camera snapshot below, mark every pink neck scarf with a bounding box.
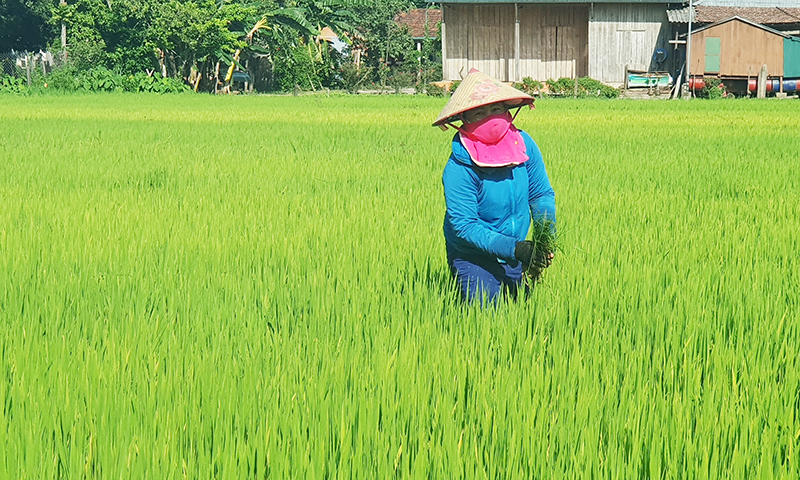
[458,112,529,168]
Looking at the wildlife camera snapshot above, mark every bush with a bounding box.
[424,82,447,97]
[701,77,726,99]
[339,63,372,94]
[514,77,543,96]
[34,66,190,93]
[42,65,80,90]
[544,77,619,98]
[76,67,122,92]
[120,73,190,94]
[578,77,620,98]
[273,44,324,93]
[389,70,415,94]
[1,75,27,94]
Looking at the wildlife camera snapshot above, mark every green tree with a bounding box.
[349,0,415,86]
[0,0,55,51]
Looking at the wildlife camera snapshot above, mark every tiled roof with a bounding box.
[691,15,793,38]
[395,9,442,38]
[697,6,800,24]
[668,6,800,25]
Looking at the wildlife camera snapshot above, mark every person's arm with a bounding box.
[523,134,556,224]
[443,160,518,260]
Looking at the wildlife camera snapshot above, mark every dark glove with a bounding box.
[514,241,534,268]
[532,245,552,269]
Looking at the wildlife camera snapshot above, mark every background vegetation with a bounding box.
[1,95,798,478]
[1,0,441,93]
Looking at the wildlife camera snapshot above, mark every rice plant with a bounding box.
[0,93,798,479]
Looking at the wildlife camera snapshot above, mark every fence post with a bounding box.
[757,64,767,99]
[61,0,68,61]
[26,56,32,86]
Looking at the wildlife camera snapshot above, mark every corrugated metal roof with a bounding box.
[667,6,694,23]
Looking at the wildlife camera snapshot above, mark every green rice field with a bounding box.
[1,93,799,478]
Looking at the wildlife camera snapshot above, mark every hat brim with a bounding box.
[434,98,534,127]
[433,70,535,127]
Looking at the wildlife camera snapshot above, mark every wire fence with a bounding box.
[1,50,61,85]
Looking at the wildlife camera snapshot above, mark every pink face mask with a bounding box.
[461,112,513,144]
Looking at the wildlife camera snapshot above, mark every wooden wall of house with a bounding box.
[588,3,669,85]
[690,21,784,77]
[443,4,515,81]
[518,5,589,81]
[442,4,588,82]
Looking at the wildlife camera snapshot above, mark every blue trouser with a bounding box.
[447,247,526,304]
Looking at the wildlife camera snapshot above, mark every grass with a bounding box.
[0,93,798,478]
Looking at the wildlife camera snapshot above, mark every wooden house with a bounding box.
[688,16,800,93]
[438,0,673,86]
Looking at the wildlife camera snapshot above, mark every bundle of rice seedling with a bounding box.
[524,219,557,285]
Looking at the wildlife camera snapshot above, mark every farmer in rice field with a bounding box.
[433,69,556,303]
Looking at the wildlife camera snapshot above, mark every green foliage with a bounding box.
[0,0,53,51]
[2,95,800,478]
[41,65,190,93]
[423,82,447,97]
[152,0,243,77]
[122,72,191,93]
[273,42,323,92]
[577,76,620,98]
[524,219,557,285]
[514,77,543,96]
[389,69,414,93]
[350,0,416,84]
[544,76,620,98]
[4,0,437,94]
[701,77,727,99]
[49,0,245,77]
[40,64,79,90]
[413,20,443,94]
[0,74,26,94]
[339,62,372,93]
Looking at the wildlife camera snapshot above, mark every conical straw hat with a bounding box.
[433,69,534,128]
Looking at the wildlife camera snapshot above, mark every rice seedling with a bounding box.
[523,219,557,285]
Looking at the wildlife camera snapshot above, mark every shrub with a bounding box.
[424,83,447,97]
[1,75,27,94]
[389,71,415,94]
[545,77,619,98]
[515,77,543,96]
[34,66,190,93]
[273,45,322,92]
[578,77,620,98]
[339,63,372,94]
[701,77,726,99]
[43,65,80,90]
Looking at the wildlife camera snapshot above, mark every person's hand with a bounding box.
[532,246,555,269]
[514,241,534,268]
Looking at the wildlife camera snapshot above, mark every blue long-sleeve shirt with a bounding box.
[442,130,556,260]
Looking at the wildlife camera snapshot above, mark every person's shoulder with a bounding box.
[517,129,537,146]
[450,133,474,166]
[443,153,478,184]
[444,155,467,173]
